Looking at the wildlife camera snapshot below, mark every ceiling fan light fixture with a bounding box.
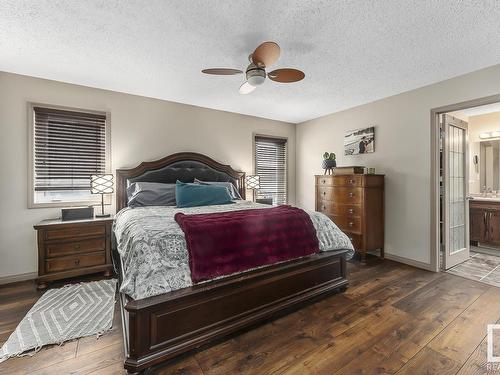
[246,66,266,86]
[239,81,256,95]
[201,41,305,94]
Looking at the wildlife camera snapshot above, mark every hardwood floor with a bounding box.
[1,256,500,374]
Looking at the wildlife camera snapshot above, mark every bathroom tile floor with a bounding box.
[445,249,500,287]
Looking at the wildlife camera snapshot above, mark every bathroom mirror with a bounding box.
[480,140,500,191]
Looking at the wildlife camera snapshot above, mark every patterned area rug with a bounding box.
[0,279,116,362]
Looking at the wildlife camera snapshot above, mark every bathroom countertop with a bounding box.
[470,196,500,202]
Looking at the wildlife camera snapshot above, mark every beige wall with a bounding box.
[296,64,500,266]
[0,72,296,280]
[469,112,500,143]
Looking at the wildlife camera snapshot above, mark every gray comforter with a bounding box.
[114,201,354,300]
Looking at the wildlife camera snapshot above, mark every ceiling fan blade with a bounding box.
[268,68,305,83]
[252,41,280,68]
[202,68,243,75]
[239,81,256,95]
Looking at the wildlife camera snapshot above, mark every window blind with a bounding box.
[255,136,287,204]
[34,107,107,192]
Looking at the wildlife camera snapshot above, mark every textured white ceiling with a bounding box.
[1,1,500,123]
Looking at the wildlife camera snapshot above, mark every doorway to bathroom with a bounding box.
[431,95,500,287]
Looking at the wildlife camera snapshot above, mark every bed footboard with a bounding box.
[119,250,348,374]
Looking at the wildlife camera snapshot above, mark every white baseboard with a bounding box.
[384,253,434,271]
[0,272,37,286]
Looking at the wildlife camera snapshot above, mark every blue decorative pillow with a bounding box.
[175,181,234,208]
[194,179,242,200]
[127,182,176,208]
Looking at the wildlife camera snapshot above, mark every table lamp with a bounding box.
[90,174,114,217]
[245,175,260,201]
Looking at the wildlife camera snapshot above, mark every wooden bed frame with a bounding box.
[114,152,349,374]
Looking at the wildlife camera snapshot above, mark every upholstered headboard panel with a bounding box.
[115,152,246,211]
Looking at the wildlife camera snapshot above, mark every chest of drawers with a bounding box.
[315,174,384,263]
[34,217,114,289]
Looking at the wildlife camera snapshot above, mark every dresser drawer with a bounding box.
[44,224,106,241]
[316,176,334,186]
[45,253,106,273]
[317,186,334,200]
[331,216,362,233]
[345,232,363,250]
[333,175,363,187]
[317,202,361,217]
[331,204,361,217]
[45,238,106,258]
[317,187,362,204]
[317,200,335,214]
[332,187,362,204]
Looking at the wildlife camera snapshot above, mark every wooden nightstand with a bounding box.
[255,198,273,205]
[34,217,114,289]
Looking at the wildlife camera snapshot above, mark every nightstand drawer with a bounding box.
[46,253,106,273]
[45,224,106,241]
[45,238,106,258]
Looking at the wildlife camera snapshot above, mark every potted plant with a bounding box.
[322,152,336,174]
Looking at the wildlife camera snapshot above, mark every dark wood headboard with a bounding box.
[115,152,246,211]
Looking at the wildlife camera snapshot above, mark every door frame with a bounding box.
[430,93,500,272]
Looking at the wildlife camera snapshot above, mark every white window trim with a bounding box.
[252,133,289,204]
[27,102,112,209]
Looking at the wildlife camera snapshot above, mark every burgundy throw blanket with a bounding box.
[174,205,319,283]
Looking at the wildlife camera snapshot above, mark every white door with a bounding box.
[442,114,470,269]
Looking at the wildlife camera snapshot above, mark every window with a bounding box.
[254,135,287,205]
[30,105,110,207]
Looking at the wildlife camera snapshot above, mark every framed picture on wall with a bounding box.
[344,126,375,155]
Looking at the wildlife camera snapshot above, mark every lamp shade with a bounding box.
[90,174,114,194]
[245,175,260,190]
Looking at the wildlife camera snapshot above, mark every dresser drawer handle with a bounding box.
[348,179,354,184]
[348,222,354,227]
[322,191,326,195]
[348,192,354,197]
[74,244,81,249]
[322,205,326,210]
[348,209,354,214]
[322,180,326,184]
[74,259,80,265]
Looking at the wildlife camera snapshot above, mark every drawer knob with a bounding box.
[323,191,326,195]
[348,209,354,214]
[349,192,354,197]
[348,222,354,227]
[322,206,326,210]
[322,180,326,184]
[348,179,354,184]
[74,259,80,265]
[74,244,81,249]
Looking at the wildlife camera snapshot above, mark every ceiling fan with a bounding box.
[202,41,305,94]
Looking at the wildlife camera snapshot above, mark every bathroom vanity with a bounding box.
[470,199,500,247]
